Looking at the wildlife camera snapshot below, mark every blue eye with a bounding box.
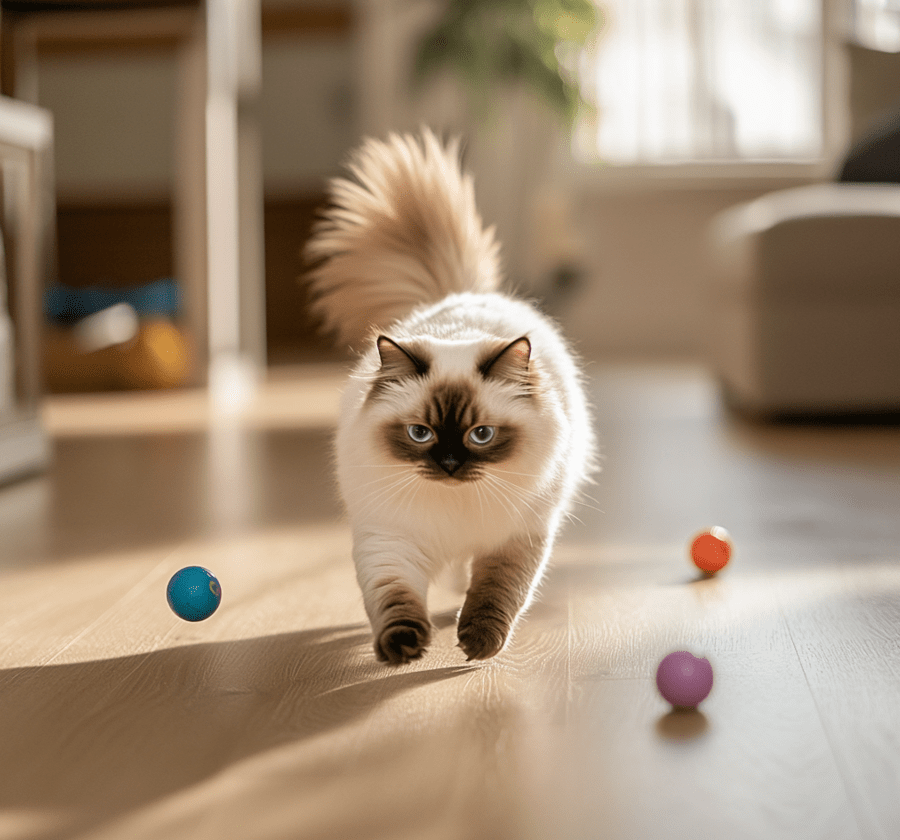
[468,426,496,445]
[407,424,434,443]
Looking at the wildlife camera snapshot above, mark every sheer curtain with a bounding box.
[583,0,824,162]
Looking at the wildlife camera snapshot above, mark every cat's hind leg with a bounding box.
[457,533,552,661]
[353,533,433,665]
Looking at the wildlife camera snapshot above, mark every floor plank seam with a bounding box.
[779,598,869,839]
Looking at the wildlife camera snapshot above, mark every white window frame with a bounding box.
[571,0,853,190]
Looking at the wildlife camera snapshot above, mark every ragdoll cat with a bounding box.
[306,128,596,664]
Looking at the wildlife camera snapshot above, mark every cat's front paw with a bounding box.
[375,618,432,665]
[457,607,511,661]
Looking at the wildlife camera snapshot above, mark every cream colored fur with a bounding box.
[306,130,501,352]
[306,129,596,663]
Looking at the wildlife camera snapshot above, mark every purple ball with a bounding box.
[656,651,714,708]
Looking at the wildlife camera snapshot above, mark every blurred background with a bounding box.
[1,7,898,835]
[0,0,897,403]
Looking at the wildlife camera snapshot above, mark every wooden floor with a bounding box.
[1,362,899,840]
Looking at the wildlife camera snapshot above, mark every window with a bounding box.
[850,0,900,51]
[579,0,825,163]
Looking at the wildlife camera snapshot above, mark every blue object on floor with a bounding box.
[45,278,180,325]
[166,566,222,622]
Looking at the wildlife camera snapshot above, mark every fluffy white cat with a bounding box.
[306,128,596,664]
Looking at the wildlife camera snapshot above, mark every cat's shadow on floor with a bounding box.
[0,622,470,838]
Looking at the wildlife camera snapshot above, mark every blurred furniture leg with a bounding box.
[5,0,267,397]
[0,94,51,483]
[191,0,266,403]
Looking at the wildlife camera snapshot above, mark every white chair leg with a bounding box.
[204,0,266,408]
[174,14,210,386]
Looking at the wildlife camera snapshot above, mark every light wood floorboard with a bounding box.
[0,362,897,839]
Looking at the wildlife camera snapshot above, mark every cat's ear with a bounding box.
[376,336,429,379]
[480,336,531,383]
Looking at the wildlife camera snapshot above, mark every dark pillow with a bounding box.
[837,103,900,183]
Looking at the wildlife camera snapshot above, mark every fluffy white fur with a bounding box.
[306,129,596,664]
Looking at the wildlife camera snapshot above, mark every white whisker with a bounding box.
[487,468,604,518]
[487,467,542,479]
[569,495,605,515]
[398,473,424,521]
[480,474,534,550]
[562,508,586,527]
[360,475,418,516]
[485,472,544,521]
[349,463,412,468]
[475,477,486,527]
[355,471,419,513]
[351,469,417,492]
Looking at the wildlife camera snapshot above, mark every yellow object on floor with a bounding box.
[43,318,193,393]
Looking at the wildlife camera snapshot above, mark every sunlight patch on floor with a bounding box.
[41,364,346,437]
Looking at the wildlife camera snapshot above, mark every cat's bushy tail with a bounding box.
[304,128,502,350]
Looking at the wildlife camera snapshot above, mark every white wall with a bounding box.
[38,53,177,200]
[34,5,860,360]
[35,43,813,360]
[561,183,784,358]
[260,37,356,195]
[36,36,356,201]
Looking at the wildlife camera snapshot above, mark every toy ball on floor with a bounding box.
[656,651,714,708]
[166,566,221,622]
[690,526,732,574]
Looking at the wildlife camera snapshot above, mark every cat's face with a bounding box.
[368,334,542,485]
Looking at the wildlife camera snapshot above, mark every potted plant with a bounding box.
[411,0,600,126]
[409,0,601,295]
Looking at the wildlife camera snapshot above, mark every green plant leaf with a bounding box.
[411,0,601,126]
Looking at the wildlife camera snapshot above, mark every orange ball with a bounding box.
[689,527,732,574]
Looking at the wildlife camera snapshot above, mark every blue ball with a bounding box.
[166,566,222,622]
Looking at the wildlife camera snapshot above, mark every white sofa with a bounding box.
[708,183,900,416]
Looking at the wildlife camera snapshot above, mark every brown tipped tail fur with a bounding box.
[304,129,502,351]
